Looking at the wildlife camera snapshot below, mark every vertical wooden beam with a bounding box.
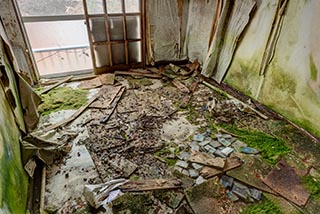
[141,0,146,67]
[83,0,97,72]
[121,0,129,65]
[103,0,114,66]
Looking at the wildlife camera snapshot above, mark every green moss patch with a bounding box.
[241,196,283,214]
[218,124,290,165]
[38,87,88,115]
[310,54,318,81]
[302,175,320,199]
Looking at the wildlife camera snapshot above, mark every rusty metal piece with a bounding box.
[262,160,310,206]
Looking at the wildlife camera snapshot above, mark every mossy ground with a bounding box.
[302,175,320,200]
[38,87,88,115]
[241,196,283,214]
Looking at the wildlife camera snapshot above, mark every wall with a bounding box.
[0,28,28,214]
[225,0,320,136]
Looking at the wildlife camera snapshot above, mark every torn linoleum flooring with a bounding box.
[36,64,320,214]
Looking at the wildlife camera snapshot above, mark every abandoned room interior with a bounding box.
[1,0,320,213]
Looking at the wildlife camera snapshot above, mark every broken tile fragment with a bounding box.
[195,176,206,185]
[250,188,262,201]
[178,152,191,161]
[199,140,210,147]
[231,181,251,200]
[241,147,260,154]
[109,155,137,178]
[191,163,203,170]
[193,134,205,142]
[220,147,234,157]
[220,175,234,189]
[175,160,189,169]
[209,140,221,148]
[189,141,200,151]
[189,169,199,178]
[214,149,227,158]
[232,140,247,152]
[227,190,239,202]
[218,138,232,147]
[204,144,216,153]
[181,169,190,176]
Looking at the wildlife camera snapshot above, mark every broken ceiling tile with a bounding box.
[262,160,311,206]
[99,73,115,85]
[220,175,234,189]
[181,169,190,177]
[189,152,225,169]
[204,144,216,153]
[241,147,260,154]
[193,134,205,142]
[175,160,189,169]
[220,147,234,157]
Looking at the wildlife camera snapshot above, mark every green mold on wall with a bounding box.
[310,54,318,81]
[0,87,28,213]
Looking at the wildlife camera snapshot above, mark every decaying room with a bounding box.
[1,0,320,213]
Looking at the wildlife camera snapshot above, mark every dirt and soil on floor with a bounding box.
[31,63,320,214]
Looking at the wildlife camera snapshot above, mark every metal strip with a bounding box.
[22,15,85,23]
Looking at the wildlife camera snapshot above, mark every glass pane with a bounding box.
[128,42,141,63]
[34,48,92,75]
[107,0,122,14]
[16,0,84,16]
[125,0,140,13]
[109,17,124,41]
[90,17,107,42]
[24,20,89,49]
[126,16,140,40]
[87,0,104,14]
[112,43,126,65]
[94,45,110,67]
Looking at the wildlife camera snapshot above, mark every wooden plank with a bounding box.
[100,86,126,123]
[115,71,162,79]
[120,179,182,192]
[172,79,190,93]
[189,152,226,169]
[39,75,73,95]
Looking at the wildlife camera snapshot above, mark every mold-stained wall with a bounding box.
[225,0,320,136]
[0,28,28,214]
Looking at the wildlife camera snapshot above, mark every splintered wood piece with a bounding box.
[172,79,190,93]
[180,81,198,108]
[100,86,125,123]
[262,160,310,206]
[40,75,73,94]
[147,67,162,75]
[115,71,162,79]
[200,156,243,179]
[120,179,182,192]
[189,152,225,169]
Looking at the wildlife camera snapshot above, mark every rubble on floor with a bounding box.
[33,62,320,213]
